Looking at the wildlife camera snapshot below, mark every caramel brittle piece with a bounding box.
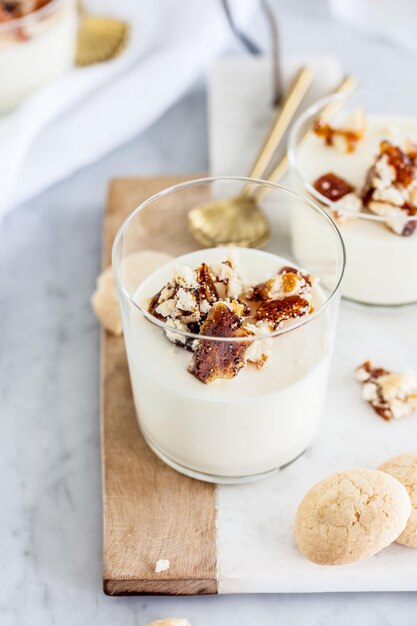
[380,141,415,188]
[313,172,355,202]
[361,141,417,236]
[248,267,312,302]
[355,360,417,421]
[188,302,252,384]
[196,262,218,305]
[255,295,310,329]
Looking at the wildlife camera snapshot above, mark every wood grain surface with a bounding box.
[101,176,218,596]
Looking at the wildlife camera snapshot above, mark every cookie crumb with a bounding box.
[355,360,417,420]
[155,559,170,573]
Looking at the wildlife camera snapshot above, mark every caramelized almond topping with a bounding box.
[355,360,417,421]
[196,262,218,305]
[188,302,252,384]
[361,165,376,206]
[359,360,390,380]
[313,120,362,153]
[313,172,355,202]
[148,288,166,320]
[282,272,298,293]
[247,279,272,302]
[255,295,310,329]
[0,0,50,21]
[380,141,415,188]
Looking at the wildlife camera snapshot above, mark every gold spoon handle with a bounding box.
[261,74,358,189]
[247,65,314,181]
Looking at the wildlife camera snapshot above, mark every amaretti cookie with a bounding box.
[295,469,411,565]
[379,453,417,547]
[92,250,173,335]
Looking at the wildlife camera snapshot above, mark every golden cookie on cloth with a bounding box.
[295,468,411,565]
[91,250,173,335]
[379,453,417,548]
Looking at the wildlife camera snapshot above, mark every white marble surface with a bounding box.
[210,53,417,594]
[2,0,417,624]
[217,302,417,593]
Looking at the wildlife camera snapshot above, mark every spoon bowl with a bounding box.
[188,193,270,248]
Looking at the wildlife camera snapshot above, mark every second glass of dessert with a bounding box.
[0,0,77,114]
[288,88,417,306]
[113,178,345,483]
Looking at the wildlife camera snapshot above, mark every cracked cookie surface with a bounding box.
[295,469,411,565]
[379,453,417,548]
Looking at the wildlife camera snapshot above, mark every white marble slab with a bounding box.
[217,302,417,593]
[209,55,343,178]
[209,57,417,594]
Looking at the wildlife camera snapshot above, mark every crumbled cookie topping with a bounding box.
[313,108,366,153]
[355,360,417,420]
[148,254,316,384]
[0,0,49,21]
[362,141,417,236]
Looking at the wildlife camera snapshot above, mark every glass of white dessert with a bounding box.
[0,0,77,114]
[113,177,345,483]
[288,88,417,306]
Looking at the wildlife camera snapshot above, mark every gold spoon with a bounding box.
[188,66,314,248]
[76,3,130,67]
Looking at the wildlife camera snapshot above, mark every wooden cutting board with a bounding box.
[101,175,218,596]
[100,176,417,597]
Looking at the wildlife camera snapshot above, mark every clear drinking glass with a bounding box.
[113,177,345,484]
[0,0,77,114]
[288,88,417,306]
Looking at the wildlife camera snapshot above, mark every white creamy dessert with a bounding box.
[0,0,76,113]
[120,247,332,480]
[291,113,417,305]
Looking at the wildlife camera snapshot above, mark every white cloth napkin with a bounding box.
[0,0,258,219]
[328,0,417,55]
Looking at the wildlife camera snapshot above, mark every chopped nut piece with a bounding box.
[313,172,355,202]
[355,360,417,420]
[188,302,252,384]
[91,250,173,336]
